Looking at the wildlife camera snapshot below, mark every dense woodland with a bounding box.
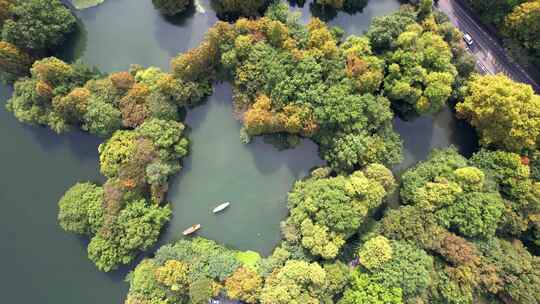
[1,0,539,303]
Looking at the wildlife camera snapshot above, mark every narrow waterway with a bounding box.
[0,0,476,303]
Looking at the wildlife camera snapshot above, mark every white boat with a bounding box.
[212,202,230,213]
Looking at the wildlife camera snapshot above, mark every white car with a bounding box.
[463,33,474,46]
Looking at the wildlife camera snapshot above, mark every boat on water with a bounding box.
[183,224,201,236]
[212,202,230,213]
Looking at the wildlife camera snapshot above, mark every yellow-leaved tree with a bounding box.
[456,74,540,152]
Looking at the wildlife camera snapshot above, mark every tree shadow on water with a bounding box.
[309,2,338,22]
[393,105,479,174]
[441,106,479,158]
[307,0,370,22]
[184,82,232,131]
[56,18,88,63]
[393,114,436,174]
[249,136,324,178]
[21,123,103,163]
[153,6,198,58]
[342,0,369,14]
[161,4,197,26]
[288,0,307,8]
[182,82,323,179]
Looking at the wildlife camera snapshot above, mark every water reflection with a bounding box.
[288,0,370,21]
[58,18,88,62]
[291,0,401,35]
[393,106,478,174]
[60,0,217,72]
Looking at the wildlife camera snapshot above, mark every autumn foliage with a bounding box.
[0,41,31,77]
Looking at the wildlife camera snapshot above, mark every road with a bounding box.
[435,0,540,93]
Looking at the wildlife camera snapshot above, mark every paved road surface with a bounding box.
[436,0,540,92]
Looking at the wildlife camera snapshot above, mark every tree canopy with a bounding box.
[504,0,540,60]
[214,8,406,171]
[1,0,76,52]
[374,147,540,304]
[282,164,395,259]
[126,238,349,304]
[456,73,540,152]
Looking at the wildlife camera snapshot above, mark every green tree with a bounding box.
[315,94,402,171]
[429,268,475,304]
[379,205,447,252]
[5,77,70,132]
[456,74,540,152]
[358,236,393,271]
[370,241,433,299]
[259,260,327,304]
[400,148,509,239]
[146,91,179,121]
[235,250,262,271]
[470,150,531,199]
[283,165,394,259]
[323,262,350,298]
[470,149,540,241]
[88,199,171,272]
[1,0,76,51]
[504,1,540,62]
[366,9,417,52]
[400,147,468,206]
[383,24,457,115]
[436,192,504,238]
[82,96,122,136]
[339,272,403,304]
[153,238,242,281]
[125,260,170,304]
[58,182,104,235]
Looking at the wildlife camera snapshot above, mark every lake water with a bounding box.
[0,0,476,303]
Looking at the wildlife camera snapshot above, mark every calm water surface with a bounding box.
[162,82,323,256]
[0,0,476,303]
